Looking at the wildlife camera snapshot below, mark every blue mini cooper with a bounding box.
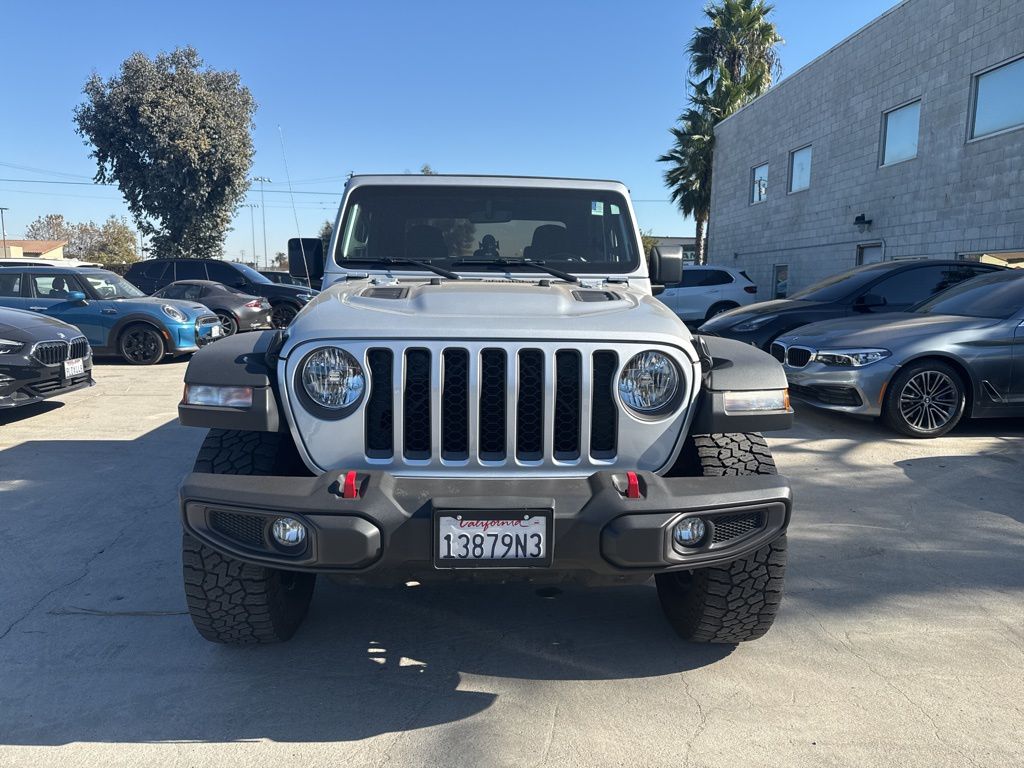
[0,266,222,365]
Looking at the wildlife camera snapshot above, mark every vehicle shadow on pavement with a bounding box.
[0,421,731,747]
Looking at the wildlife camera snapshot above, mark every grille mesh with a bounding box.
[787,347,812,368]
[210,511,266,548]
[554,351,581,459]
[69,337,89,359]
[479,349,507,459]
[33,341,68,366]
[590,351,617,457]
[442,349,469,458]
[711,511,765,544]
[365,349,394,456]
[403,349,431,459]
[516,350,544,459]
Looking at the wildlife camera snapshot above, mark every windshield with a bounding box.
[232,262,272,285]
[84,271,146,299]
[912,271,1024,318]
[789,262,900,302]
[335,185,640,275]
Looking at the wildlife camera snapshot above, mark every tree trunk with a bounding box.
[695,215,706,265]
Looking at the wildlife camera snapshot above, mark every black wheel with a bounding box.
[118,323,165,365]
[704,302,738,322]
[215,311,237,336]
[182,429,315,644]
[882,359,965,438]
[270,302,298,328]
[656,433,787,642]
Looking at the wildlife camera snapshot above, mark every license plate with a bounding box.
[435,510,552,568]
[210,325,224,338]
[64,358,85,377]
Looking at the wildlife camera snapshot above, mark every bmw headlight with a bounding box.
[618,351,681,415]
[730,314,778,333]
[300,347,365,412]
[161,304,187,323]
[815,349,891,367]
[0,338,24,355]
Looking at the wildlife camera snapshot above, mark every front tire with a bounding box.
[270,302,298,328]
[118,323,165,365]
[882,360,965,438]
[704,301,738,322]
[214,311,237,337]
[656,433,787,642]
[182,429,315,644]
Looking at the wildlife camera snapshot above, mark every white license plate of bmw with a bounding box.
[210,325,224,338]
[64,358,85,377]
[435,511,552,567]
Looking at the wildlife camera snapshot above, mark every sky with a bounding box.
[0,0,899,265]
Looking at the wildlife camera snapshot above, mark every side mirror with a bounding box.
[649,245,683,286]
[855,292,887,309]
[289,238,324,283]
[68,291,87,304]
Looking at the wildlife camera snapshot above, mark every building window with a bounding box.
[856,243,884,265]
[788,146,812,193]
[971,56,1024,139]
[881,101,921,165]
[750,163,769,204]
[772,264,788,298]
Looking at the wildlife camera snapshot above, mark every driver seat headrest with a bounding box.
[405,224,448,261]
[524,224,569,260]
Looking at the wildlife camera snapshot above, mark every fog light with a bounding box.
[272,517,306,546]
[673,518,706,547]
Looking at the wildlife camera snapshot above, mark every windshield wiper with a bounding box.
[342,257,461,280]
[452,258,580,284]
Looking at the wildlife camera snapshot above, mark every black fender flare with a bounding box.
[178,330,286,432]
[690,334,793,433]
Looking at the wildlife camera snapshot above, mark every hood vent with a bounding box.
[572,290,622,303]
[362,286,410,299]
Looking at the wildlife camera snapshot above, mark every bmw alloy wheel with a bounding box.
[898,370,958,432]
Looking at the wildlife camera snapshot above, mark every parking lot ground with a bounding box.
[1,361,1022,768]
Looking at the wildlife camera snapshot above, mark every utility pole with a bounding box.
[253,176,272,268]
[242,203,258,267]
[0,207,8,259]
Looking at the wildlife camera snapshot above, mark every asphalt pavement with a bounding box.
[1,360,1022,768]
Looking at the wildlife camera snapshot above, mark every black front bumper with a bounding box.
[180,470,792,582]
[0,360,94,409]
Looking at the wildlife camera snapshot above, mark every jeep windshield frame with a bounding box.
[333,184,641,276]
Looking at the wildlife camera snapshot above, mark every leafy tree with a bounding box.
[92,216,139,265]
[273,251,287,268]
[420,164,437,175]
[74,46,257,259]
[24,213,138,264]
[318,220,333,255]
[25,214,74,244]
[641,230,660,257]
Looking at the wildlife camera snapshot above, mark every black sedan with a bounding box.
[699,260,1001,349]
[151,281,272,336]
[0,307,94,409]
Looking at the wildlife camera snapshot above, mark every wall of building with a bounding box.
[707,0,1024,295]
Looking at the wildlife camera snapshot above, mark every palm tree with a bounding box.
[688,0,783,97]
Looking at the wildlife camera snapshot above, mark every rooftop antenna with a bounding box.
[278,125,310,281]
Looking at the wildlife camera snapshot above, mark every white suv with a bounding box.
[658,266,758,323]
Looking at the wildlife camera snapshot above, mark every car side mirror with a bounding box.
[289,238,325,283]
[855,292,887,309]
[649,245,683,286]
[68,291,87,304]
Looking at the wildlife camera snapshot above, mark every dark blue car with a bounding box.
[0,266,222,365]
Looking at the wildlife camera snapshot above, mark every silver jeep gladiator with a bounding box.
[177,175,793,645]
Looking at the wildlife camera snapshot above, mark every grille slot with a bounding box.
[711,511,765,544]
[478,349,507,460]
[590,351,617,458]
[365,349,394,457]
[32,341,69,366]
[786,347,813,368]
[210,511,266,548]
[554,351,582,460]
[29,372,91,395]
[403,349,432,459]
[516,350,544,460]
[69,337,89,359]
[442,348,469,459]
[770,343,785,364]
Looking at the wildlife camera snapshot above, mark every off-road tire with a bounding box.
[881,359,966,438]
[656,432,787,642]
[182,429,315,644]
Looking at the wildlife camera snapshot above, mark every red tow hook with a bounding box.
[625,471,642,499]
[342,470,359,499]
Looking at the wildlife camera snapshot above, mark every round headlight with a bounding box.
[161,304,187,323]
[300,347,365,411]
[618,351,681,415]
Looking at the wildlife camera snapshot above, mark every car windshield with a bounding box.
[335,185,640,275]
[788,262,900,302]
[232,262,272,285]
[912,271,1024,318]
[84,271,146,299]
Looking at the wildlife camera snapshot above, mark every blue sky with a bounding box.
[1,0,898,263]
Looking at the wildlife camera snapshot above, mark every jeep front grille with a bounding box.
[363,345,620,466]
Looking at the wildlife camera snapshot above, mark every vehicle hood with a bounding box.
[124,297,211,317]
[284,279,693,347]
[0,307,82,339]
[700,298,821,329]
[776,312,998,348]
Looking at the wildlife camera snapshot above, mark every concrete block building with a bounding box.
[707,0,1024,297]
